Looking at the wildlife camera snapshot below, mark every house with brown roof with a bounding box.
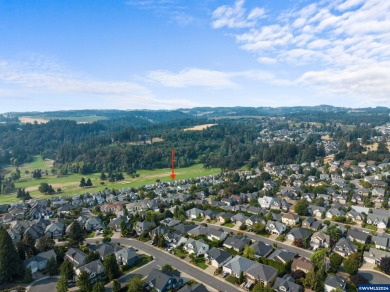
[281,213,300,226]
[291,257,313,274]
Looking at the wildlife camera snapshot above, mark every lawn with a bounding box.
[193,257,208,270]
[122,254,153,273]
[224,223,235,228]
[226,275,237,284]
[173,248,188,259]
[0,161,221,204]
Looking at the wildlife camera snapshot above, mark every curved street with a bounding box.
[358,270,390,284]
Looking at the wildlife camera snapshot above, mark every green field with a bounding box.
[1,156,221,204]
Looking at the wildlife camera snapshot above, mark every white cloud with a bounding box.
[211,0,265,29]
[212,0,390,105]
[147,68,237,89]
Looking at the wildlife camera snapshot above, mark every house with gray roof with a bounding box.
[268,249,296,264]
[310,231,330,250]
[76,259,105,284]
[266,220,286,235]
[45,221,64,239]
[115,248,140,266]
[65,247,87,268]
[205,248,232,268]
[223,236,251,252]
[223,255,255,277]
[372,233,390,250]
[347,228,369,244]
[85,217,104,232]
[334,238,358,257]
[135,221,156,236]
[90,242,123,259]
[184,239,209,257]
[145,268,184,292]
[178,283,209,292]
[185,208,204,219]
[287,228,313,242]
[245,262,278,287]
[324,275,347,292]
[273,275,302,292]
[23,249,56,273]
[251,241,273,259]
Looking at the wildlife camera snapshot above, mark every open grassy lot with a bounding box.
[19,115,107,124]
[1,158,221,204]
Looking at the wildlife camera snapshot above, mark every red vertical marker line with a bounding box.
[171,148,176,180]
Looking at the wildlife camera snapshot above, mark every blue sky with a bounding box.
[0,0,389,112]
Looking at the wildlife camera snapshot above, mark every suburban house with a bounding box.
[245,262,278,287]
[216,212,234,224]
[310,231,330,250]
[291,257,313,274]
[281,213,300,226]
[246,215,265,228]
[326,208,345,219]
[114,248,140,266]
[145,268,184,292]
[324,275,347,292]
[367,213,388,230]
[76,259,105,284]
[266,220,286,235]
[164,232,187,248]
[184,239,210,257]
[372,233,390,250]
[251,241,273,259]
[44,221,64,239]
[223,236,251,253]
[258,196,274,209]
[273,275,303,292]
[347,228,369,244]
[334,238,358,257]
[178,283,208,292]
[223,255,255,277]
[363,248,390,265]
[302,217,322,231]
[346,210,365,223]
[268,249,296,264]
[91,242,123,259]
[85,217,104,232]
[65,248,87,268]
[135,221,156,236]
[286,228,313,243]
[207,228,228,242]
[204,248,232,268]
[23,249,56,273]
[185,208,204,219]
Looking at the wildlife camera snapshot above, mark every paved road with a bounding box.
[29,277,58,292]
[204,223,313,258]
[358,270,390,284]
[96,238,241,292]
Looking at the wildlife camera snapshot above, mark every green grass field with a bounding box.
[0,156,221,204]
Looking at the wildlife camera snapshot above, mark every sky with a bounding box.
[0,0,390,112]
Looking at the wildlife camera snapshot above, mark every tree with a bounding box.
[157,234,166,248]
[67,221,84,246]
[239,271,244,284]
[46,256,58,276]
[86,178,93,187]
[127,275,145,292]
[243,245,255,260]
[252,222,266,234]
[112,279,121,292]
[294,199,309,215]
[304,269,317,289]
[92,281,105,292]
[260,172,271,181]
[57,275,68,292]
[60,259,74,281]
[103,254,120,281]
[80,177,86,188]
[294,238,304,248]
[380,257,390,274]
[329,253,343,272]
[326,225,342,244]
[350,274,368,286]
[38,182,54,194]
[161,264,174,275]
[310,248,327,270]
[77,270,92,292]
[0,226,23,282]
[252,283,273,292]
[343,257,360,275]
[23,267,33,283]
[36,236,55,252]
[22,233,37,258]
[100,172,107,180]
[120,220,129,237]
[86,251,100,264]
